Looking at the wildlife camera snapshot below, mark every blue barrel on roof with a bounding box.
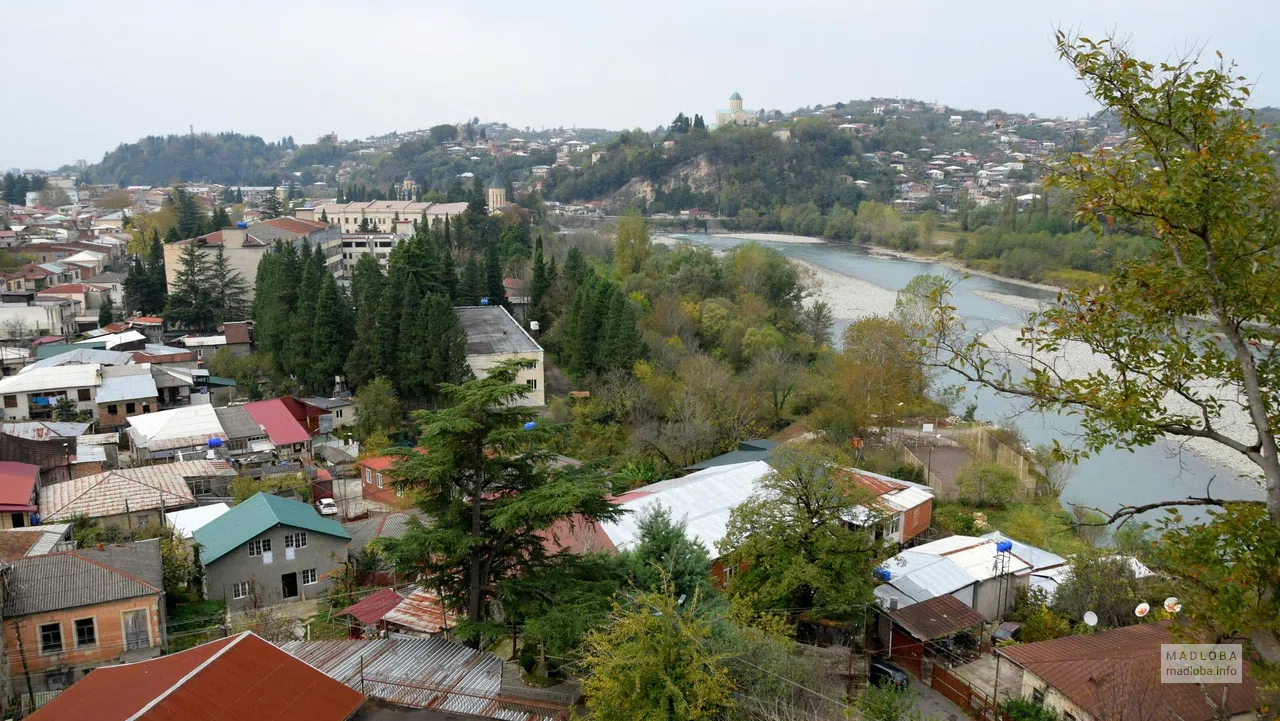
[996,539,1013,553]
[208,438,223,448]
[523,421,536,431]
[874,568,892,582]
[236,221,248,229]
[480,297,489,305]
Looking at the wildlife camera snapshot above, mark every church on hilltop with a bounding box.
[716,91,758,127]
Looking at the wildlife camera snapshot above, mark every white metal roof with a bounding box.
[0,363,100,394]
[877,536,1034,607]
[981,531,1067,572]
[96,372,158,403]
[166,503,231,539]
[600,460,769,557]
[127,404,226,451]
[180,335,227,348]
[75,330,145,349]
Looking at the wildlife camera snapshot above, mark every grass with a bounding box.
[167,599,226,651]
[305,611,351,640]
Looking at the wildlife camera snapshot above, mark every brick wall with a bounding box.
[6,595,163,691]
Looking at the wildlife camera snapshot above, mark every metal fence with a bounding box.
[949,426,1037,501]
[15,689,63,717]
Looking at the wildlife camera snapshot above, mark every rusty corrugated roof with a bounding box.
[383,589,457,634]
[888,593,985,641]
[338,587,405,626]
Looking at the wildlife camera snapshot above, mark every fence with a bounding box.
[921,656,1011,721]
[949,426,1037,501]
[15,689,62,717]
[896,445,946,496]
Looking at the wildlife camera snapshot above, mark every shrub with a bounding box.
[955,461,1019,507]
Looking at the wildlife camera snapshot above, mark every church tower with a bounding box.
[729,91,743,112]
[487,173,507,212]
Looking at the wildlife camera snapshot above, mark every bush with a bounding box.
[1002,696,1063,721]
[932,503,979,535]
[955,461,1019,507]
[887,463,925,484]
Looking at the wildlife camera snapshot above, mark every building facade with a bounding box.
[716,91,758,127]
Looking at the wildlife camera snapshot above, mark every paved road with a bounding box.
[908,673,967,721]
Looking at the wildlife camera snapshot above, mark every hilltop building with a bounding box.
[487,174,508,212]
[716,91,758,127]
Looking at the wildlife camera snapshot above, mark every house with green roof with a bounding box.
[194,492,350,609]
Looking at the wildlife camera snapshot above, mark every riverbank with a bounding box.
[792,258,900,320]
[973,290,1044,313]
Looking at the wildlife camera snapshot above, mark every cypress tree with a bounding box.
[146,230,168,313]
[484,239,506,308]
[345,255,385,390]
[397,278,425,399]
[440,240,457,302]
[529,235,549,326]
[422,294,471,403]
[97,296,114,328]
[286,244,325,376]
[124,257,148,315]
[309,273,352,394]
[459,256,485,306]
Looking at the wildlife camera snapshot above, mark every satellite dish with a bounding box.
[1135,602,1151,618]
[1083,611,1098,627]
[1164,597,1182,614]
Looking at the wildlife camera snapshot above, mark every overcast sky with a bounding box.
[5,0,1278,169]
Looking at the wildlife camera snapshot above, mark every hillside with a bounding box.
[79,132,293,186]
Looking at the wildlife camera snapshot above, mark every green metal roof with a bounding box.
[36,342,103,359]
[195,492,350,564]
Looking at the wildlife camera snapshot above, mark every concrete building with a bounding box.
[873,535,1033,620]
[457,305,544,406]
[0,298,80,338]
[0,363,100,421]
[38,462,232,530]
[165,218,341,301]
[195,492,351,610]
[296,200,469,235]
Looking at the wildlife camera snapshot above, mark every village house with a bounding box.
[0,421,93,485]
[357,454,407,506]
[195,492,351,609]
[94,365,160,429]
[244,397,313,460]
[997,622,1260,721]
[873,535,1033,619]
[300,396,356,430]
[3,539,166,692]
[0,364,100,421]
[125,404,225,462]
[27,631,366,721]
[0,461,40,528]
[0,523,74,560]
[38,461,232,530]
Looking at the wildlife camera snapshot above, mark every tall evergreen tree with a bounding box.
[173,187,206,239]
[124,257,148,315]
[421,294,471,403]
[259,187,282,219]
[309,273,353,394]
[459,256,485,306]
[209,205,232,231]
[285,244,325,376]
[165,243,216,330]
[210,246,251,322]
[483,239,506,308]
[97,296,114,328]
[145,230,168,313]
[529,235,549,327]
[345,255,385,390]
[439,239,457,301]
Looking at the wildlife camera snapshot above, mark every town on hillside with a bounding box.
[0,17,1277,721]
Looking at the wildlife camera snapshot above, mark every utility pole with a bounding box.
[13,620,35,711]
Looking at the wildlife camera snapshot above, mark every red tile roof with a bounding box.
[131,316,164,325]
[337,587,405,625]
[37,283,95,294]
[359,455,399,472]
[29,631,365,721]
[998,622,1260,721]
[222,321,252,345]
[0,462,39,513]
[245,398,312,446]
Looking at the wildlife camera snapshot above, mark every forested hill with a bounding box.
[78,132,294,186]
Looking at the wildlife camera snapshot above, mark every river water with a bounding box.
[670,234,1267,522]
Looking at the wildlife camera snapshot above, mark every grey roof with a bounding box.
[456,306,541,355]
[215,405,267,440]
[343,510,429,551]
[0,421,91,440]
[3,539,163,615]
[97,372,159,403]
[85,271,126,285]
[23,348,134,371]
[685,439,779,470]
[301,397,353,410]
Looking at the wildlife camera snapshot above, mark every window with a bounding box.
[284,532,308,549]
[39,623,62,654]
[248,538,272,557]
[1031,687,1046,706]
[887,515,901,535]
[4,395,15,408]
[107,404,118,415]
[722,564,737,583]
[232,581,249,599]
[302,568,317,585]
[122,609,149,650]
[526,379,538,390]
[376,473,383,488]
[364,468,372,484]
[335,409,343,419]
[74,618,96,647]
[77,388,90,402]
[125,402,136,414]
[191,478,213,495]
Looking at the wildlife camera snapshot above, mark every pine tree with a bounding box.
[165,242,216,330]
[484,239,506,308]
[173,187,206,239]
[459,256,485,306]
[210,247,250,322]
[163,226,182,244]
[123,257,148,315]
[563,247,589,290]
[260,187,282,219]
[529,235,549,327]
[97,296,114,328]
[285,244,325,376]
[209,205,232,231]
[319,208,329,224]
[439,239,457,301]
[422,294,471,402]
[309,273,352,394]
[145,230,168,313]
[345,255,385,390]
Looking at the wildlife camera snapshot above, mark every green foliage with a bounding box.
[719,446,886,618]
[379,361,622,646]
[612,212,651,278]
[230,473,312,504]
[83,132,289,186]
[97,296,114,328]
[858,684,924,721]
[617,506,713,603]
[1002,696,1063,721]
[579,582,733,721]
[165,241,217,330]
[955,461,1019,507]
[561,274,643,378]
[353,377,401,439]
[1051,553,1145,629]
[53,396,89,422]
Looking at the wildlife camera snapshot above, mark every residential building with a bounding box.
[295,200,468,235]
[125,404,225,462]
[0,421,92,485]
[0,298,80,338]
[212,405,270,455]
[846,470,934,545]
[95,365,159,429]
[244,398,312,460]
[343,509,429,556]
[38,461,232,529]
[997,622,1260,721]
[3,540,166,692]
[873,535,1033,619]
[165,502,230,541]
[457,306,544,406]
[301,396,356,430]
[358,454,405,506]
[195,492,351,609]
[715,91,758,127]
[0,523,73,560]
[0,461,40,528]
[27,631,366,721]
[164,218,341,301]
[221,320,253,356]
[0,363,100,421]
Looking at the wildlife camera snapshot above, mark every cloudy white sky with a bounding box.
[5,0,1278,169]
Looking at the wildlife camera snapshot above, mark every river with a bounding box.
[667,233,1267,523]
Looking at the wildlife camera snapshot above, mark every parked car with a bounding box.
[868,659,909,689]
[993,622,1023,643]
[316,498,338,516]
